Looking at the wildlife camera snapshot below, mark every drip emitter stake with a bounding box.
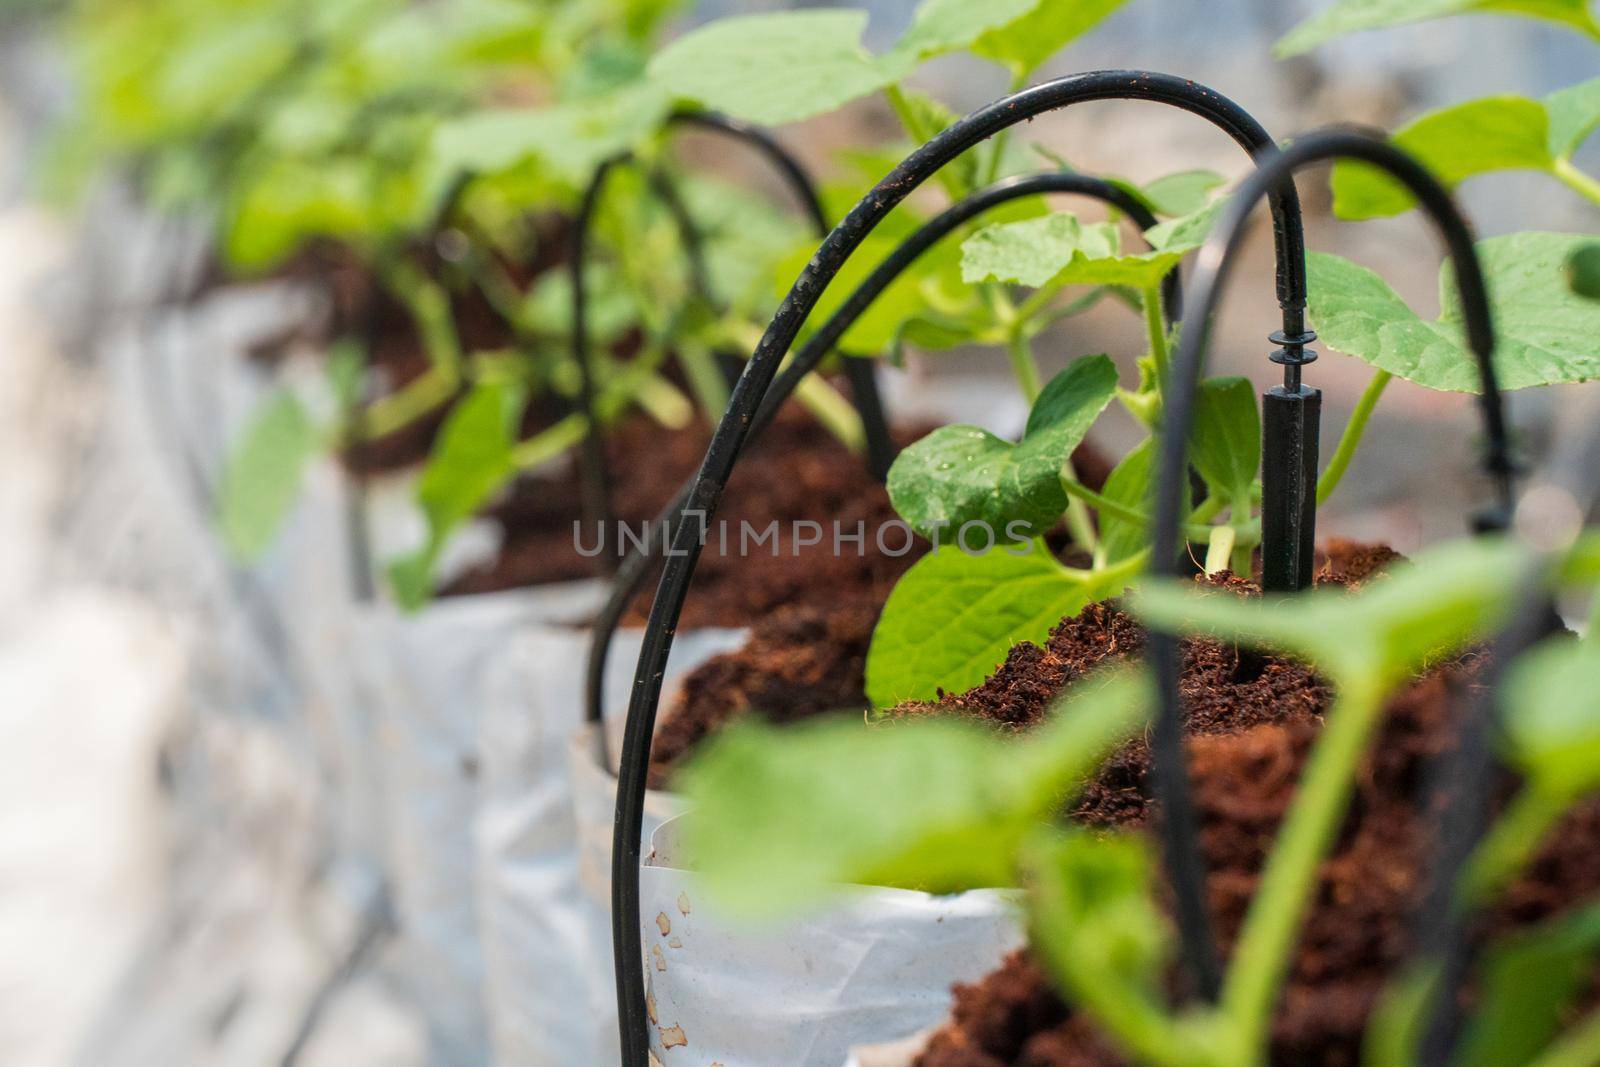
[1149,126,1514,1043]
[611,71,1309,1065]
[571,112,900,557]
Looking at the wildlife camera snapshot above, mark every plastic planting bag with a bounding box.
[844,1032,934,1067]
[639,815,1024,1067]
[341,579,610,1066]
[475,625,746,1067]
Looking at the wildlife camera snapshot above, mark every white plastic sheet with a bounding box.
[639,815,1024,1067]
[475,624,746,1067]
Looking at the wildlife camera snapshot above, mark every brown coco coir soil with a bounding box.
[444,407,1113,628]
[907,541,1600,1067]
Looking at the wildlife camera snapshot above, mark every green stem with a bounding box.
[1143,285,1169,392]
[980,68,1030,188]
[1061,479,1235,543]
[1554,157,1600,209]
[1222,677,1388,1064]
[381,257,463,374]
[1526,1007,1600,1067]
[511,413,588,469]
[362,366,457,440]
[675,338,732,425]
[884,84,968,201]
[1316,369,1392,506]
[1007,328,1043,403]
[1462,784,1570,905]
[793,372,867,454]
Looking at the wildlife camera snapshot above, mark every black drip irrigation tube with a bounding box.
[571,111,900,563]
[1147,127,1516,1009]
[582,170,1180,747]
[610,70,1309,1066]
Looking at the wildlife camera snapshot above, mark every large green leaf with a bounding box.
[677,665,1152,916]
[884,0,1039,69]
[1307,234,1600,392]
[866,546,1117,706]
[646,10,894,126]
[971,0,1133,76]
[961,202,1219,291]
[886,356,1119,541]
[387,379,523,609]
[1330,80,1600,219]
[1278,0,1600,58]
[217,389,321,563]
[1132,536,1528,683]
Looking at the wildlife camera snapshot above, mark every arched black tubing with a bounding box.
[1147,126,1516,1009]
[571,152,719,550]
[573,112,904,550]
[583,170,1180,741]
[673,111,899,477]
[611,70,1309,1066]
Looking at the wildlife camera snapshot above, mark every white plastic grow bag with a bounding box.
[475,623,746,1067]
[638,814,1024,1067]
[344,580,610,1066]
[844,1030,935,1067]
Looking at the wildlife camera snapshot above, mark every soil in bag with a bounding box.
[904,543,1600,1067]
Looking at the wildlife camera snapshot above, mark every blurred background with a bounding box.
[0,1,1594,1064]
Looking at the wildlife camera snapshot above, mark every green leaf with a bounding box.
[1501,638,1600,796]
[427,79,672,192]
[887,356,1118,541]
[646,10,894,126]
[1567,242,1600,301]
[866,546,1113,706]
[1331,96,1553,220]
[1544,76,1600,158]
[387,379,523,610]
[1137,169,1227,218]
[1131,536,1528,683]
[961,203,1218,291]
[885,0,1039,69]
[1307,234,1600,392]
[677,665,1152,916]
[1025,828,1171,1015]
[1098,438,1155,564]
[217,390,320,563]
[1327,79,1600,220]
[971,0,1132,76]
[1454,901,1600,1067]
[1277,0,1600,58]
[1190,377,1260,502]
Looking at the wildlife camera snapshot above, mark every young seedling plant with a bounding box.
[676,532,1600,1067]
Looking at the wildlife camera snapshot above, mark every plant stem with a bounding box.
[1461,783,1569,904]
[1061,479,1233,543]
[1007,328,1044,403]
[1553,157,1600,209]
[1316,370,1392,506]
[361,366,458,440]
[1222,677,1387,1064]
[1205,525,1236,575]
[1525,1006,1600,1067]
[1143,285,1169,391]
[511,413,588,469]
[980,68,1030,187]
[793,371,867,454]
[675,337,732,424]
[382,257,463,374]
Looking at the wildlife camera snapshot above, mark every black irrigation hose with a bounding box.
[582,170,1180,747]
[674,111,899,480]
[1148,127,1516,1011]
[611,71,1308,1065]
